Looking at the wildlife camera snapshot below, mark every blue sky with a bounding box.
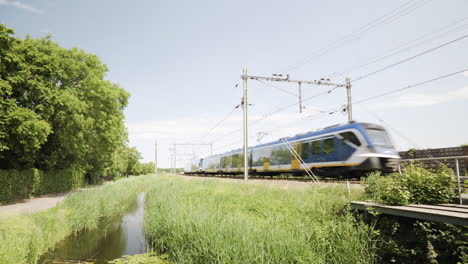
[1,0,467,167]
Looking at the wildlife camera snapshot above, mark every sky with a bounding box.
[1,0,467,168]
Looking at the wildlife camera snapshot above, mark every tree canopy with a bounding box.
[0,24,149,182]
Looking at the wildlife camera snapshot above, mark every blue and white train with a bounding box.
[186,122,400,178]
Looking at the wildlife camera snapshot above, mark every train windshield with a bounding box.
[367,129,393,148]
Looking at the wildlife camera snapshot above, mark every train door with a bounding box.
[291,143,300,169]
[263,157,270,170]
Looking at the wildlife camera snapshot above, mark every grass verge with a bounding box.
[0,175,156,264]
[145,176,377,264]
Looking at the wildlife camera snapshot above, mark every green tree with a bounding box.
[0,24,129,183]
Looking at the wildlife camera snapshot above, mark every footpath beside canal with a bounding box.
[0,184,110,217]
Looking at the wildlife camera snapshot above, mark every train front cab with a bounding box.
[357,123,400,173]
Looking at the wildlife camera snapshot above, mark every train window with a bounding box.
[367,129,393,148]
[311,141,321,155]
[271,146,292,165]
[301,142,310,160]
[339,132,361,146]
[323,138,334,154]
[231,154,240,168]
[222,156,232,168]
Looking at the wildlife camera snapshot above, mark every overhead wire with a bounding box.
[282,0,432,73]
[259,68,467,138]
[202,106,239,139]
[208,2,462,156]
[209,85,342,145]
[256,79,298,97]
[210,68,466,156]
[352,34,468,83]
[354,68,468,104]
[326,16,468,79]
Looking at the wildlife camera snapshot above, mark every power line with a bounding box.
[209,85,341,144]
[283,0,432,73]
[354,68,468,104]
[259,68,467,139]
[353,34,468,83]
[327,16,468,79]
[203,106,239,139]
[256,79,298,97]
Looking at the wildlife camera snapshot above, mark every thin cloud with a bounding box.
[398,87,468,107]
[0,0,43,14]
[464,71,468,77]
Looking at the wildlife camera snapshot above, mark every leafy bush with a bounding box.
[362,163,465,263]
[0,166,85,204]
[364,163,455,205]
[0,169,35,203]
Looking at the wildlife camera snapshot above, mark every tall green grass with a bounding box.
[145,177,377,264]
[0,175,156,264]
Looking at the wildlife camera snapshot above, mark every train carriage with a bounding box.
[190,122,400,178]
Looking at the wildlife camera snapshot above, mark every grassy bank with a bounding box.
[0,175,156,264]
[145,177,377,264]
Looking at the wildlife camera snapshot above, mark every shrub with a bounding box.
[0,169,35,203]
[362,163,464,263]
[0,166,85,204]
[364,163,455,205]
[32,165,85,196]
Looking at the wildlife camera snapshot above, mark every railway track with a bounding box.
[179,173,362,184]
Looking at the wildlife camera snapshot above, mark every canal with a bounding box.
[39,192,147,264]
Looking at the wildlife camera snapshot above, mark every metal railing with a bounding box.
[400,155,468,205]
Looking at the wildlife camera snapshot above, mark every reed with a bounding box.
[145,177,377,264]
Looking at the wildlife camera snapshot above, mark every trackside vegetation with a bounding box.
[0,175,156,264]
[363,163,467,263]
[364,163,455,205]
[144,176,377,264]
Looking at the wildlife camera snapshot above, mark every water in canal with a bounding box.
[39,192,147,264]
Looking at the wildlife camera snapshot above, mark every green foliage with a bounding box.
[407,148,418,157]
[0,169,35,203]
[145,176,376,264]
[0,167,85,203]
[109,252,169,264]
[362,163,465,263]
[361,214,467,263]
[0,175,157,264]
[0,23,129,184]
[31,165,85,196]
[139,161,155,175]
[364,163,456,205]
[106,145,154,178]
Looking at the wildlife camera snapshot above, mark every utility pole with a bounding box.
[173,144,176,174]
[242,68,249,182]
[346,77,352,122]
[154,140,158,176]
[169,154,173,174]
[298,82,302,113]
[240,72,349,181]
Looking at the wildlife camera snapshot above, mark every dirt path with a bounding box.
[0,184,109,217]
[0,193,67,216]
